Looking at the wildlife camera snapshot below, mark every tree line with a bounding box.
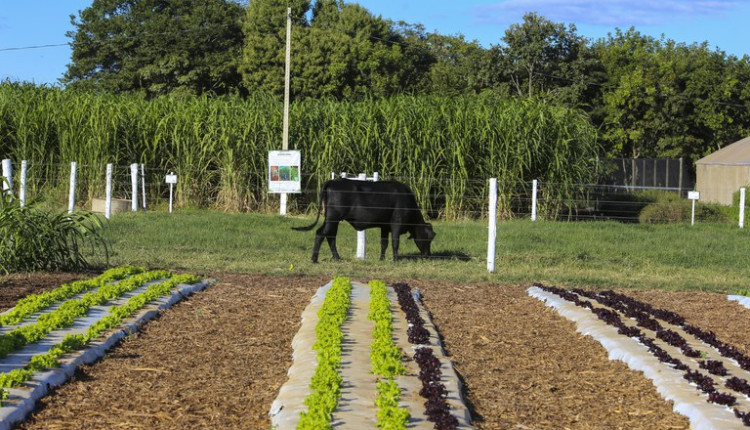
[52,0,750,167]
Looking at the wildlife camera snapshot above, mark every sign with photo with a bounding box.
[268,150,301,193]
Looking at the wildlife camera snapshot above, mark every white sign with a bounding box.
[688,191,700,200]
[165,174,178,184]
[268,150,301,193]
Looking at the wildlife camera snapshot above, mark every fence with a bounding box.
[599,158,693,192]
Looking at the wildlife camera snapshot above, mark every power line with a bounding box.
[0,43,69,52]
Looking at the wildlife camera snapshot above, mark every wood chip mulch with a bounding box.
[3,272,749,429]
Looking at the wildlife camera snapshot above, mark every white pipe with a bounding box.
[356,173,367,260]
[105,163,113,219]
[67,161,77,213]
[531,179,538,221]
[487,178,498,273]
[1,159,11,193]
[740,188,746,229]
[19,160,27,207]
[130,163,138,212]
[140,163,146,210]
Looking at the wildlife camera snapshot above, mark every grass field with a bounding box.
[91,210,750,293]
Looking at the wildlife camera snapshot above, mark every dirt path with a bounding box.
[5,273,749,429]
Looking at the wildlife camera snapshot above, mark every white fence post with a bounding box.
[2,159,12,193]
[531,179,538,221]
[740,187,746,229]
[67,161,77,213]
[356,173,368,260]
[130,163,138,212]
[140,163,147,210]
[19,160,27,207]
[487,178,498,273]
[105,163,113,219]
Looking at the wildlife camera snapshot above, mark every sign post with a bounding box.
[166,172,177,213]
[268,151,301,200]
[688,191,700,226]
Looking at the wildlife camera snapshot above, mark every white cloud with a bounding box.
[474,0,740,27]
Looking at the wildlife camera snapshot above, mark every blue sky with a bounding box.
[1,0,749,85]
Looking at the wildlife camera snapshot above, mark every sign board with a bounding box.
[688,191,700,200]
[268,150,301,193]
[165,174,178,184]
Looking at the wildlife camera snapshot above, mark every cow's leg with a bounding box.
[312,225,326,263]
[325,221,341,261]
[379,228,390,261]
[391,226,402,262]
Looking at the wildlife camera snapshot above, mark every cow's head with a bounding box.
[411,223,435,258]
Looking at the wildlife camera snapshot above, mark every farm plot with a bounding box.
[4,274,750,429]
[0,267,207,430]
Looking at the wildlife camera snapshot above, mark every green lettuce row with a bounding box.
[297,277,352,430]
[0,265,144,328]
[0,270,171,359]
[368,280,409,429]
[0,273,201,401]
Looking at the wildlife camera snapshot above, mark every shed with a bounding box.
[695,136,750,205]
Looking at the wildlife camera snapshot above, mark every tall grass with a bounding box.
[0,83,598,218]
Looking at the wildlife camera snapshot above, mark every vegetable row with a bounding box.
[0,269,201,403]
[537,285,750,427]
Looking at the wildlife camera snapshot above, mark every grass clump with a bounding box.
[0,187,109,273]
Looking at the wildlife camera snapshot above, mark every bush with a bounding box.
[0,188,109,273]
[639,195,731,224]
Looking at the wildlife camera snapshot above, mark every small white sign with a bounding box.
[268,150,301,193]
[688,191,700,200]
[165,174,177,184]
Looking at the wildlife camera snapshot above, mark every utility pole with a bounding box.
[280,7,291,216]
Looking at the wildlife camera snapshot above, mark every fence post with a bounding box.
[356,173,368,260]
[68,161,77,213]
[487,178,498,273]
[130,163,138,212]
[531,179,538,221]
[1,159,12,193]
[105,163,113,219]
[740,187,746,229]
[140,163,147,210]
[20,160,27,207]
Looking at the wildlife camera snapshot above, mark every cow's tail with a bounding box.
[291,182,326,231]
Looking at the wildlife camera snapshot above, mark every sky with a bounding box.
[1,0,749,85]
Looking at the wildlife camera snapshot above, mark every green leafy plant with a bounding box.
[297,277,351,430]
[0,187,109,273]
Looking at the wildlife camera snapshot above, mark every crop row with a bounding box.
[297,277,352,430]
[0,266,143,328]
[0,271,201,403]
[394,283,458,430]
[537,285,750,427]
[367,280,409,429]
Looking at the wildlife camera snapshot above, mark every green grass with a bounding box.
[91,210,750,293]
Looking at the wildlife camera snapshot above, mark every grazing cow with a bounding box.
[292,179,436,263]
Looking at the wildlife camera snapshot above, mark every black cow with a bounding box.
[292,179,435,263]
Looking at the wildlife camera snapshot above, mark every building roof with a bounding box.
[696,136,750,166]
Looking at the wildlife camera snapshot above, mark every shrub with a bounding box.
[639,195,731,224]
[0,188,109,273]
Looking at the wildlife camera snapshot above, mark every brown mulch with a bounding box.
[4,272,749,429]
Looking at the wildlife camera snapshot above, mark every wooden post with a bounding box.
[487,178,498,273]
[280,7,292,217]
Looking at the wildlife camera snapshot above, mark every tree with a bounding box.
[64,0,245,97]
[240,0,310,96]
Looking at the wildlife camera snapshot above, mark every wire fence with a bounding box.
[3,159,746,227]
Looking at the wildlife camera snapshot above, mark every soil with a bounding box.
[2,272,749,429]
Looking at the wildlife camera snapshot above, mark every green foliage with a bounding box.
[65,0,245,97]
[0,270,170,359]
[0,265,143,327]
[368,280,409,429]
[297,276,351,430]
[0,186,109,273]
[0,84,598,218]
[639,193,731,224]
